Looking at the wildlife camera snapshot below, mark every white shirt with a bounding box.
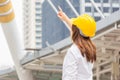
[62,44,93,80]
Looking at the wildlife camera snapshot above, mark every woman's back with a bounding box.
[57,7,96,80]
[62,44,93,80]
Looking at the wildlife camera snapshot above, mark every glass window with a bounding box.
[94,0,100,3]
[85,0,90,2]
[36,36,41,39]
[70,0,79,4]
[103,7,109,13]
[112,0,119,3]
[36,42,41,45]
[95,16,101,21]
[36,31,41,34]
[94,7,101,12]
[36,26,41,30]
[112,8,119,12]
[103,0,109,3]
[36,8,41,11]
[94,8,97,12]
[36,19,41,23]
[36,2,40,5]
[36,14,41,17]
[85,7,91,12]
[36,25,41,27]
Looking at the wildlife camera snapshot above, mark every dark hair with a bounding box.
[72,25,96,63]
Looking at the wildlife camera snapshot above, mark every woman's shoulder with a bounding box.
[69,43,82,59]
[70,44,80,52]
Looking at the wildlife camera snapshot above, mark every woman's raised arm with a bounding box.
[57,6,72,31]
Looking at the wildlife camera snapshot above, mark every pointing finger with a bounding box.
[58,6,62,12]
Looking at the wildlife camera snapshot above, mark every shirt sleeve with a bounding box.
[62,49,78,80]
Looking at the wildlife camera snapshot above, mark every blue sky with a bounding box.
[0,0,23,67]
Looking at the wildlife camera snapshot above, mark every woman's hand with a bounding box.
[57,6,68,21]
[57,6,72,31]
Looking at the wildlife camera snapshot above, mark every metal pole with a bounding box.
[96,61,100,80]
[90,0,105,18]
[114,23,118,29]
[66,0,79,16]
[47,0,71,30]
[80,0,85,14]
[92,27,115,40]
[0,0,33,80]
[47,0,58,13]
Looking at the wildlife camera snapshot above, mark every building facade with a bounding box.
[35,0,42,48]
[23,0,42,49]
[85,0,120,21]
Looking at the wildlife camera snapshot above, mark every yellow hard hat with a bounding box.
[71,14,96,37]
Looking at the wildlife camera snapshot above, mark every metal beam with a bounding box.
[94,68,111,76]
[24,64,62,72]
[41,56,63,64]
[95,43,120,50]
[66,0,79,16]
[94,40,120,45]
[104,32,120,36]
[47,0,71,30]
[92,26,116,40]
[97,53,113,58]
[90,0,105,18]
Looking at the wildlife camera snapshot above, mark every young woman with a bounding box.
[57,7,96,80]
